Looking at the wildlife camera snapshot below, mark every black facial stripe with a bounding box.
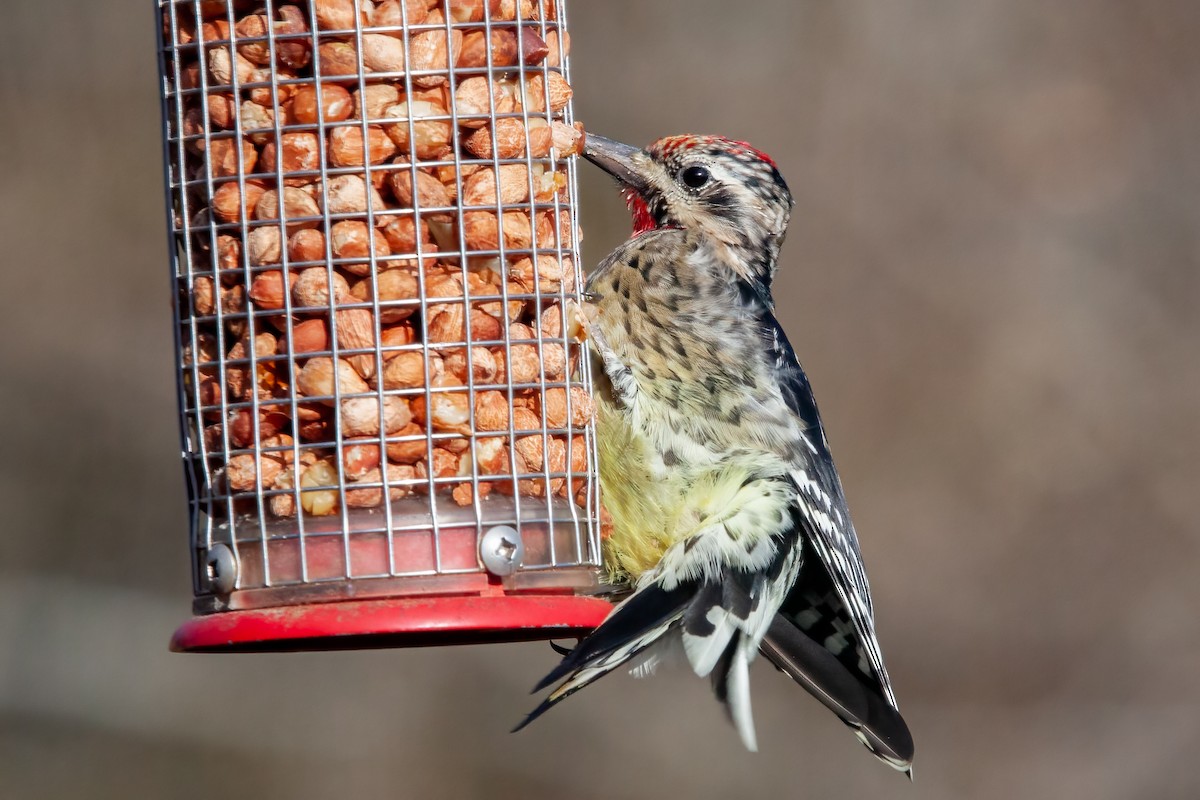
[651,198,670,227]
[705,187,738,212]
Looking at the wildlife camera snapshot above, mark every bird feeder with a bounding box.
[157,0,611,651]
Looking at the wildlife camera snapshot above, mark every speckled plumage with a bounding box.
[517,135,913,773]
[590,226,804,585]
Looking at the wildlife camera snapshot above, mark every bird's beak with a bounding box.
[583,134,649,192]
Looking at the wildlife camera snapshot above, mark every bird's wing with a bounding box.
[758,311,903,703]
[764,536,914,768]
[756,312,913,768]
[761,605,914,768]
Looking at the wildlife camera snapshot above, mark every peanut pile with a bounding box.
[168,0,593,519]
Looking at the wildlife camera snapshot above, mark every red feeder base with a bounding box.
[170,594,614,652]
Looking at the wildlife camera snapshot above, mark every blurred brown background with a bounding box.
[2,1,1198,798]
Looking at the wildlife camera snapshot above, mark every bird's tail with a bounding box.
[679,575,771,751]
[512,580,694,733]
[709,633,761,750]
[515,573,772,752]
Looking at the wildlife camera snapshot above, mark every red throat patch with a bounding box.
[623,188,656,236]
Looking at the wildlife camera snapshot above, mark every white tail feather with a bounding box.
[683,606,738,678]
[727,639,758,751]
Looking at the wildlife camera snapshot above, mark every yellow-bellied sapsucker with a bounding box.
[515,134,914,774]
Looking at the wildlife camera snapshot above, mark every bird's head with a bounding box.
[584,133,795,287]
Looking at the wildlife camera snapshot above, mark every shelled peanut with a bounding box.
[170,0,592,518]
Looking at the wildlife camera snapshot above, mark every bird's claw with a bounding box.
[549,640,576,657]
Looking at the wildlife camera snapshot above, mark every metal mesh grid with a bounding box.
[158,0,601,612]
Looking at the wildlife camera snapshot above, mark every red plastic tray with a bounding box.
[171,593,614,652]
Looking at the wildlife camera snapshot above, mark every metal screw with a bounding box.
[205,544,237,595]
[479,525,524,577]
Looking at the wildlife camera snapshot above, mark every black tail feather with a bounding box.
[511,695,559,734]
[709,637,742,732]
[762,613,914,767]
[514,582,692,733]
[682,580,725,639]
[530,581,694,694]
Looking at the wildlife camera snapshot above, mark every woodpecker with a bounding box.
[515,134,914,773]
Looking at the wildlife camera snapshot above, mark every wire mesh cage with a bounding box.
[158,0,611,651]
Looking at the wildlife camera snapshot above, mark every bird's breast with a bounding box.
[585,235,803,582]
[591,280,795,463]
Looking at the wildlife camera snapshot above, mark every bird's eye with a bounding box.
[680,165,710,189]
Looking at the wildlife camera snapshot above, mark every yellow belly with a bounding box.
[596,394,780,585]
[596,396,682,583]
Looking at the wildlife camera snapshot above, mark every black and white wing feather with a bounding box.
[760,313,914,769]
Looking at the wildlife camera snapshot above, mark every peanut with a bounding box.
[382,100,453,160]
[537,386,594,428]
[385,422,428,464]
[296,356,369,402]
[285,318,330,354]
[446,0,501,23]
[313,0,359,31]
[255,187,322,231]
[320,174,391,222]
[406,27,462,88]
[353,84,401,121]
[299,458,339,515]
[328,124,397,167]
[361,33,407,73]
[544,29,570,68]
[207,137,258,178]
[458,27,547,69]
[388,163,452,212]
[443,346,497,383]
[342,438,382,480]
[350,268,419,323]
[333,306,378,378]
[287,228,326,263]
[462,164,531,207]
[379,350,432,390]
[228,410,291,448]
[316,41,360,80]
[522,70,572,113]
[379,322,417,356]
[293,266,350,308]
[248,268,296,309]
[211,180,267,223]
[462,118,528,160]
[259,132,322,186]
[344,467,410,507]
[409,374,471,434]
[454,76,518,128]
[192,275,216,316]
[246,226,283,266]
[340,395,411,437]
[370,0,428,31]
[226,451,286,492]
[330,220,390,274]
